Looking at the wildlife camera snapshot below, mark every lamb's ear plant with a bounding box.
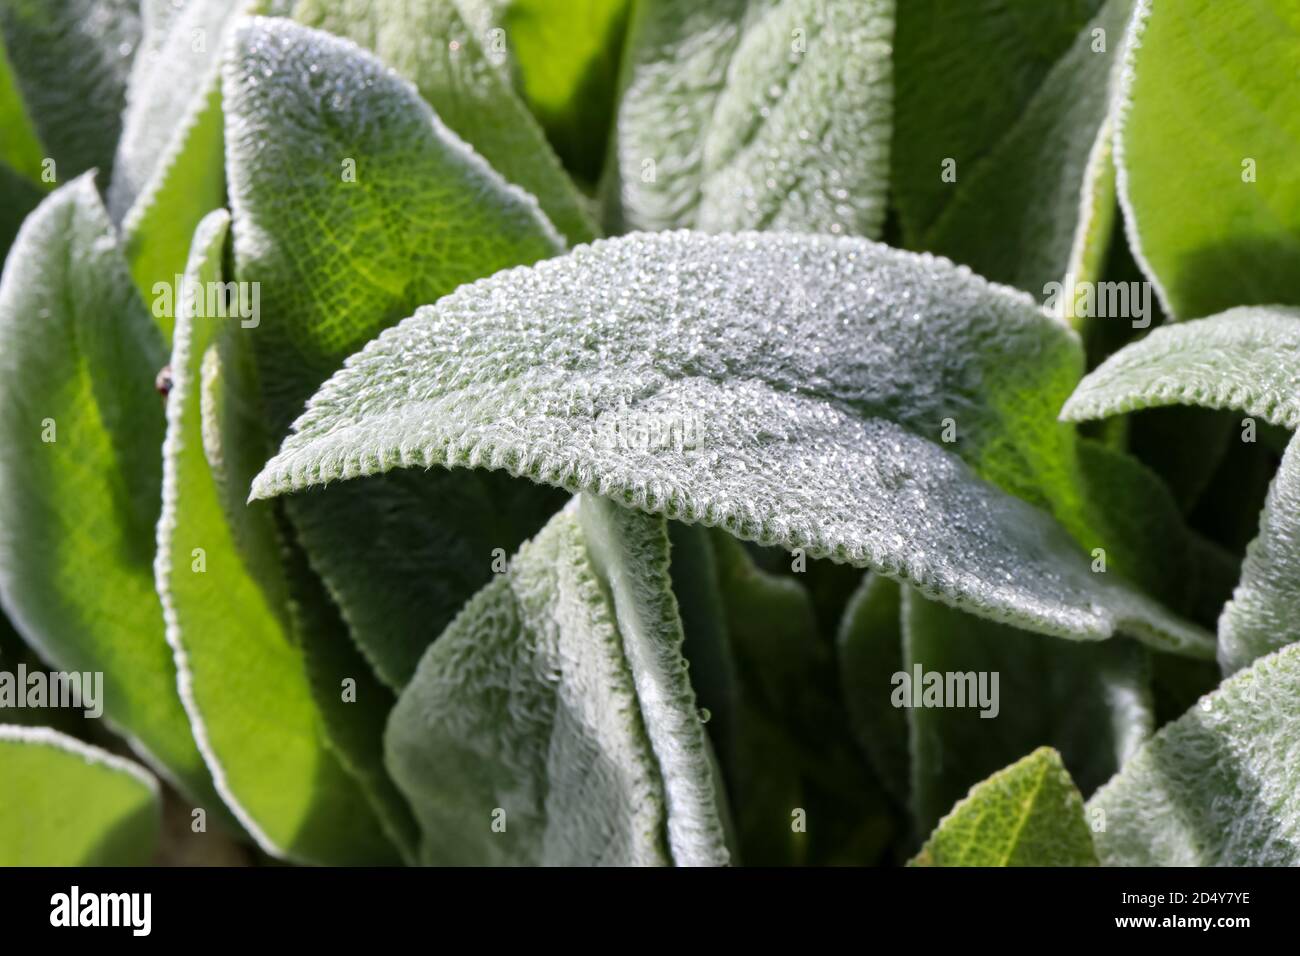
[0,0,1297,868]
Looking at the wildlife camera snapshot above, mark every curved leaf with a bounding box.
[110,0,246,221]
[911,747,1097,867]
[254,231,1210,657]
[1063,306,1300,429]
[385,494,728,866]
[1088,641,1300,865]
[1115,0,1300,318]
[156,210,402,864]
[0,176,217,806]
[606,0,892,237]
[294,0,598,245]
[0,725,160,866]
[225,15,562,435]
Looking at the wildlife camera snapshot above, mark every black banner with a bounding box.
[0,865,1280,942]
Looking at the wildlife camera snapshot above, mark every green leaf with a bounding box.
[225,16,567,687]
[1063,306,1300,429]
[294,0,598,245]
[385,494,728,866]
[605,0,892,237]
[837,574,909,807]
[0,30,46,184]
[704,530,814,865]
[110,0,244,221]
[708,531,891,866]
[1064,307,1300,672]
[1075,437,1217,617]
[1088,641,1300,865]
[0,0,140,181]
[666,522,739,774]
[490,0,630,185]
[253,231,1210,658]
[1115,0,1300,319]
[0,176,218,807]
[904,589,1153,835]
[0,725,161,865]
[156,209,402,864]
[110,0,254,309]
[911,747,1098,867]
[893,0,1129,298]
[0,160,42,256]
[225,15,562,437]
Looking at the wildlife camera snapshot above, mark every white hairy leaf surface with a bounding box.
[607,0,891,237]
[1088,641,1300,865]
[385,494,728,866]
[253,231,1209,657]
[1063,306,1300,429]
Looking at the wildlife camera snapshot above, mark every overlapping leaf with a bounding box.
[225,16,566,687]
[837,574,908,806]
[486,0,629,184]
[294,0,597,246]
[1064,307,1300,428]
[0,176,217,807]
[385,494,728,866]
[0,725,160,865]
[156,210,403,864]
[707,531,887,866]
[254,230,1209,657]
